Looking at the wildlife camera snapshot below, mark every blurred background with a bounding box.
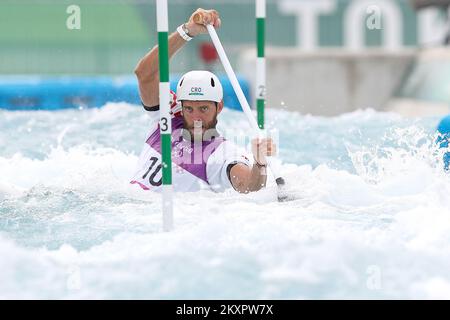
[1,0,450,116]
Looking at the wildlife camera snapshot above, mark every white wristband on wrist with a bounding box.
[177,24,193,42]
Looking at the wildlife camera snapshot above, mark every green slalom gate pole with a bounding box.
[256,0,266,129]
[156,0,173,231]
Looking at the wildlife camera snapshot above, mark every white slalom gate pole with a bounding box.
[157,0,174,231]
[194,15,288,201]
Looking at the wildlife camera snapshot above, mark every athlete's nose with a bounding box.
[191,110,205,123]
[191,108,202,118]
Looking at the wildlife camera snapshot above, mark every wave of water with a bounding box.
[1,103,450,299]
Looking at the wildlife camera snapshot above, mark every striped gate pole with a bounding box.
[256,0,266,129]
[156,0,173,231]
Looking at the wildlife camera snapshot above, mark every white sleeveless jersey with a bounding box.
[130,92,250,192]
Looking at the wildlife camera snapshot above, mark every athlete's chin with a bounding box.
[185,127,217,140]
[188,127,211,133]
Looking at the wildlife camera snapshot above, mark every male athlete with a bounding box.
[131,8,276,193]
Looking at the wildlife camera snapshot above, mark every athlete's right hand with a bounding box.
[252,138,277,166]
[185,8,221,37]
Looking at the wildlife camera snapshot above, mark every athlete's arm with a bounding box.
[229,163,267,193]
[229,138,276,193]
[134,8,221,108]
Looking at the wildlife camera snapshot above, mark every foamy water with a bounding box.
[1,103,450,299]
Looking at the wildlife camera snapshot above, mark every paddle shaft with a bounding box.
[193,18,284,182]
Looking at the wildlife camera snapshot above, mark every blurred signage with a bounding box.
[278,0,449,49]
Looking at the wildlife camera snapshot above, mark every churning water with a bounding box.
[1,103,449,299]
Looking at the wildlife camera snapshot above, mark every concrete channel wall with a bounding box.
[239,48,417,116]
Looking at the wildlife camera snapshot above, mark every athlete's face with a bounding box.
[181,100,224,138]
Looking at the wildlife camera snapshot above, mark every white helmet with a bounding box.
[176,70,223,103]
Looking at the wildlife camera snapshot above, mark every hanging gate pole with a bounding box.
[156,0,173,231]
